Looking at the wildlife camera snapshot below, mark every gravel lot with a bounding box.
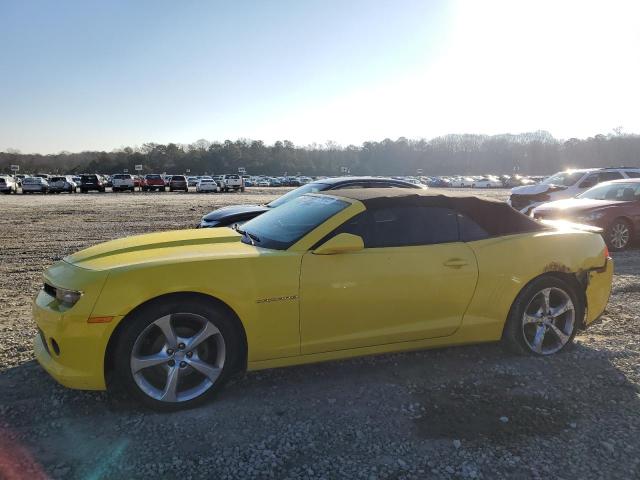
[1,188,639,479]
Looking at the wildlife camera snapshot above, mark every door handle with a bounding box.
[443,258,468,268]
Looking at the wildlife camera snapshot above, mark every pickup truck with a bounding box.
[223,174,244,192]
[141,174,166,192]
[112,174,136,192]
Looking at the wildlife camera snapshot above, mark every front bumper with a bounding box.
[32,261,116,391]
[584,257,614,325]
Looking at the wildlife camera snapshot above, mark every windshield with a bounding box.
[541,171,584,186]
[241,194,349,250]
[267,182,330,208]
[578,182,640,201]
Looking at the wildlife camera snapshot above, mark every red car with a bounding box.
[533,178,640,251]
[141,174,166,192]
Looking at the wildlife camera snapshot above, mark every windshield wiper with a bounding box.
[234,225,261,245]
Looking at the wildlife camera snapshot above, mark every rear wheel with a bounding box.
[502,276,581,356]
[113,297,241,410]
[605,218,632,251]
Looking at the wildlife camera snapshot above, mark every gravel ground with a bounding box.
[0,187,639,480]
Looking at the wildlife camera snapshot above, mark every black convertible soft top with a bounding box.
[321,188,547,237]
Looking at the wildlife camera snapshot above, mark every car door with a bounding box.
[299,205,478,354]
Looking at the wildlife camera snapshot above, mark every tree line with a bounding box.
[2,130,639,177]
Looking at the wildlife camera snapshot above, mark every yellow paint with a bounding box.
[33,196,613,391]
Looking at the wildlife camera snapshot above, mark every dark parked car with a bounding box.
[169,175,188,192]
[532,178,640,251]
[79,174,105,193]
[198,176,426,228]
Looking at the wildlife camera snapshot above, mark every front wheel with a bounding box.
[113,297,241,410]
[605,218,632,251]
[502,276,582,356]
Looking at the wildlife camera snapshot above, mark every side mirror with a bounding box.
[313,233,364,255]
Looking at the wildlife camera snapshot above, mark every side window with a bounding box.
[579,174,599,188]
[457,213,489,242]
[367,206,458,248]
[625,171,640,178]
[317,207,459,249]
[599,171,623,182]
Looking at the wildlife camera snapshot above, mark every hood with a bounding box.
[65,228,258,271]
[202,204,269,222]
[510,183,564,195]
[534,197,629,215]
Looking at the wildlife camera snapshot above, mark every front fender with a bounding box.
[90,253,303,361]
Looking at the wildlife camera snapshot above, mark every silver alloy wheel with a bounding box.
[609,222,630,249]
[522,287,575,355]
[130,313,226,403]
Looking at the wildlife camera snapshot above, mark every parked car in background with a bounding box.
[450,176,475,187]
[22,176,49,194]
[256,179,270,187]
[187,176,199,187]
[112,174,136,192]
[169,175,188,192]
[509,167,640,214]
[141,174,166,192]
[102,175,113,188]
[533,179,640,251]
[0,175,18,194]
[196,178,221,193]
[472,176,503,188]
[79,174,106,193]
[14,174,26,187]
[48,175,77,193]
[199,176,426,228]
[222,174,244,192]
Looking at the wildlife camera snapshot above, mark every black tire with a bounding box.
[502,275,582,356]
[604,218,633,251]
[113,296,242,411]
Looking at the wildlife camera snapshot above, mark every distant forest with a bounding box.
[2,130,640,176]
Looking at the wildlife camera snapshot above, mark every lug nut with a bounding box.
[166,349,174,355]
[168,359,175,367]
[178,343,186,350]
[186,351,193,358]
[179,361,187,368]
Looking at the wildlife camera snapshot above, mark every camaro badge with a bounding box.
[256,295,298,304]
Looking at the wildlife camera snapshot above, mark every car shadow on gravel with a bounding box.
[1,340,639,479]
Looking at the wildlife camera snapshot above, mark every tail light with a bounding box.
[604,245,610,258]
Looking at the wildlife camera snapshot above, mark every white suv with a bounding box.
[112,174,136,192]
[509,167,640,214]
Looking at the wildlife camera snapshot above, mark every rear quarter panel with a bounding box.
[461,229,608,339]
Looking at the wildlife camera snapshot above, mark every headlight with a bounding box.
[55,286,83,307]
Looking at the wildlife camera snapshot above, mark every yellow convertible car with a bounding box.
[33,189,613,409]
